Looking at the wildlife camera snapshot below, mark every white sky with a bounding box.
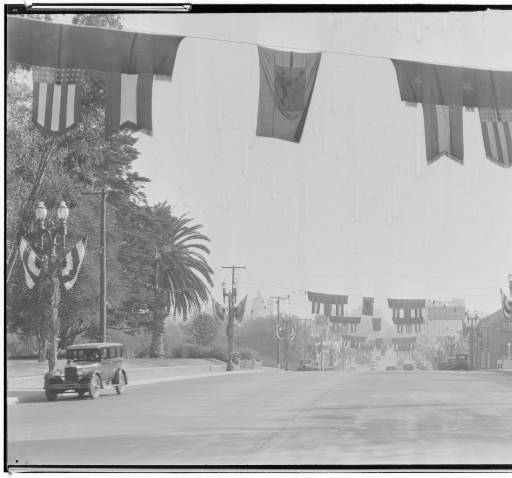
[122,11,512,319]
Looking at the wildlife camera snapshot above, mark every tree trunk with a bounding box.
[149,310,165,357]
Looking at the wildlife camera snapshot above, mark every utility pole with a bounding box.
[83,188,107,342]
[222,265,246,371]
[270,295,289,370]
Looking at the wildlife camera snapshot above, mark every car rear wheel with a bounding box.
[45,390,58,401]
[88,375,101,399]
[115,372,125,395]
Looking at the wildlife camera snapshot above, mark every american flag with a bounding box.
[60,236,87,291]
[32,66,83,136]
[479,108,512,168]
[19,237,42,290]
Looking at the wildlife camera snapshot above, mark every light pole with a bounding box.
[466,312,479,370]
[31,200,69,372]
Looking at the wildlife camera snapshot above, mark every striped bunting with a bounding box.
[32,66,83,136]
[422,104,464,165]
[479,108,512,168]
[60,236,87,291]
[105,73,153,138]
[19,237,42,290]
[500,289,512,320]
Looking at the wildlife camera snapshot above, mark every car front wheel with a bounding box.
[89,375,101,399]
[116,372,126,395]
[45,389,58,401]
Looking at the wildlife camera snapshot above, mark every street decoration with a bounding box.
[256,46,321,143]
[234,295,248,323]
[388,298,425,333]
[18,237,42,290]
[60,236,88,291]
[392,336,416,351]
[372,317,382,332]
[32,66,83,136]
[362,297,374,316]
[7,16,512,163]
[212,297,227,322]
[275,323,297,342]
[392,59,512,168]
[500,289,512,320]
[105,73,154,138]
[307,291,348,317]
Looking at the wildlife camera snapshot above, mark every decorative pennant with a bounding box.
[212,297,227,322]
[32,66,83,136]
[19,237,42,290]
[479,108,512,168]
[422,104,464,165]
[234,295,248,323]
[257,46,321,143]
[307,291,348,317]
[105,73,153,138]
[60,236,87,290]
[372,317,381,332]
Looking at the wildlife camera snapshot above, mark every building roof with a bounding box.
[479,310,509,329]
[66,343,123,350]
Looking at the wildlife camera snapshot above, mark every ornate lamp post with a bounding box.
[32,200,69,372]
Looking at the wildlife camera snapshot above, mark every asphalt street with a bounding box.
[7,369,512,466]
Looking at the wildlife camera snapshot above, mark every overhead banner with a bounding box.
[307,291,348,317]
[391,59,512,109]
[479,108,512,168]
[257,46,321,143]
[7,16,183,79]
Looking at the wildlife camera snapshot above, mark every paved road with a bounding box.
[7,370,512,466]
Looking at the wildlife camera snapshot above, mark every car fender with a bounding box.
[88,372,104,389]
[113,369,128,385]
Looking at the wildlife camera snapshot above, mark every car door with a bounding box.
[99,347,115,385]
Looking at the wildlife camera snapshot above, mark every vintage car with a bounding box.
[44,343,128,401]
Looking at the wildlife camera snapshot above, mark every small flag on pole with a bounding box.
[32,66,83,136]
[105,73,153,138]
[60,236,87,290]
[19,237,42,290]
[422,103,464,165]
[212,297,227,322]
[479,108,512,168]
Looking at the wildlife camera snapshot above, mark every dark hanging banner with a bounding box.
[7,16,183,79]
[391,59,512,109]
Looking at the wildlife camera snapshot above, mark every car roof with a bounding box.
[66,343,123,350]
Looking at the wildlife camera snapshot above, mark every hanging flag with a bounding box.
[422,104,464,164]
[234,295,248,323]
[289,325,297,341]
[372,317,382,332]
[362,297,374,316]
[60,236,87,290]
[500,289,512,320]
[105,73,153,138]
[8,16,183,79]
[479,108,512,168]
[19,237,42,290]
[32,66,83,136]
[256,46,321,143]
[212,297,227,322]
[391,59,512,108]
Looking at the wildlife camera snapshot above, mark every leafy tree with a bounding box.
[186,312,219,347]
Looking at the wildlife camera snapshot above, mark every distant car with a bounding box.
[44,343,128,401]
[298,360,314,371]
[403,362,415,370]
[311,361,321,371]
[385,365,397,371]
[438,362,449,370]
[453,353,469,370]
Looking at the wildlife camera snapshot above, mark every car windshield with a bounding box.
[67,349,102,363]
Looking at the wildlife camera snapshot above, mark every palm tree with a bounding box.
[149,203,214,357]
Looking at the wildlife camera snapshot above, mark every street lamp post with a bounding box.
[31,200,69,372]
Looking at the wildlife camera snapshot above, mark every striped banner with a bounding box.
[479,108,512,168]
[105,73,153,138]
[60,236,87,291]
[422,104,464,164]
[32,67,82,136]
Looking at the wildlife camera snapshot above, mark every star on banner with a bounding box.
[461,82,474,94]
[414,76,424,87]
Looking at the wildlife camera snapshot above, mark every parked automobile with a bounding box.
[453,353,469,370]
[385,365,398,371]
[403,362,415,370]
[297,360,314,371]
[44,343,128,401]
